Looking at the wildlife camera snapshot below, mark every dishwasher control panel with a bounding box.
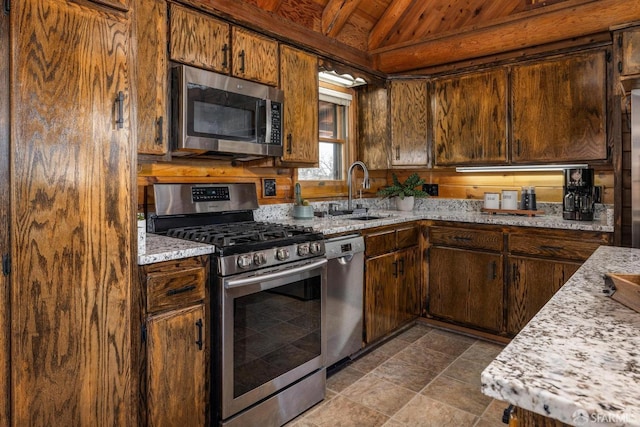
[325,235,365,258]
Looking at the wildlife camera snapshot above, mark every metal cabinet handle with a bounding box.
[115,91,124,129]
[239,49,246,73]
[512,263,517,283]
[166,284,196,296]
[399,258,405,275]
[287,134,292,154]
[453,236,472,242]
[539,245,562,251]
[490,261,497,280]
[497,140,501,157]
[155,116,163,145]
[392,260,398,278]
[222,43,229,69]
[195,319,203,350]
[516,139,521,156]
[395,146,400,160]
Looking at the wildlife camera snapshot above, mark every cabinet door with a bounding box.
[358,83,390,169]
[232,27,278,86]
[279,45,319,164]
[620,27,640,76]
[429,247,503,332]
[511,51,607,163]
[434,69,508,165]
[507,256,579,335]
[147,305,207,426]
[397,247,421,325]
[135,0,168,154]
[11,0,132,424]
[170,4,230,73]
[390,80,428,166]
[365,254,398,343]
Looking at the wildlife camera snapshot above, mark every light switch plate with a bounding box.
[263,178,277,197]
[423,183,439,196]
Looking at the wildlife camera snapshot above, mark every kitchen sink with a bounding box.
[347,215,386,221]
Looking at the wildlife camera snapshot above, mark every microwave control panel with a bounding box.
[270,102,282,145]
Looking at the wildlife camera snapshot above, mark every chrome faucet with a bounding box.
[347,161,370,211]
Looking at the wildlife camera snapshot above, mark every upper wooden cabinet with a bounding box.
[511,50,608,163]
[279,45,319,164]
[231,27,278,86]
[618,26,640,76]
[357,83,390,170]
[433,69,508,166]
[170,3,231,74]
[390,80,429,167]
[134,0,168,155]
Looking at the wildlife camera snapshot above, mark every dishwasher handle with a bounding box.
[337,254,355,265]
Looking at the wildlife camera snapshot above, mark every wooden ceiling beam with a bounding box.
[255,0,283,13]
[375,0,640,73]
[322,0,363,37]
[368,0,416,50]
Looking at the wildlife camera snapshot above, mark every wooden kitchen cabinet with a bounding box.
[390,80,429,167]
[357,82,390,169]
[511,49,608,163]
[138,256,209,426]
[428,226,504,333]
[10,0,133,424]
[363,223,421,343]
[433,68,508,166]
[506,231,607,335]
[232,27,279,86]
[134,0,168,155]
[617,25,640,76]
[169,3,231,74]
[279,45,319,164]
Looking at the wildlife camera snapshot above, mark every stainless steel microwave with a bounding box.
[171,64,284,160]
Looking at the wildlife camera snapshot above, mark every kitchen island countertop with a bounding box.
[481,245,640,426]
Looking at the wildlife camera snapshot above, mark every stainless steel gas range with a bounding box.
[149,183,327,427]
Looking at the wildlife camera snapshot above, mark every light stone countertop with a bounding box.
[481,245,640,427]
[138,233,216,265]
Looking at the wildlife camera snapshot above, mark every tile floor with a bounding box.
[288,322,508,427]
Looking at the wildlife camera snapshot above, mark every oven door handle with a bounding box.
[224,258,327,290]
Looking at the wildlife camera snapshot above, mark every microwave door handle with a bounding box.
[265,99,272,145]
[224,258,327,289]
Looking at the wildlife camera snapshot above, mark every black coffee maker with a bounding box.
[563,168,599,221]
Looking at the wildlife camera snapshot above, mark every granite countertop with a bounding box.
[481,246,640,426]
[138,233,216,265]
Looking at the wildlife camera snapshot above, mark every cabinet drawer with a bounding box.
[509,235,600,261]
[429,226,503,251]
[147,266,206,314]
[396,225,420,249]
[365,230,396,257]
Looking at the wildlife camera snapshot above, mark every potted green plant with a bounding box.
[377,173,428,211]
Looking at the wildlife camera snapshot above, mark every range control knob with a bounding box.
[297,243,310,257]
[237,254,253,269]
[276,248,290,261]
[309,242,323,254]
[253,252,267,266]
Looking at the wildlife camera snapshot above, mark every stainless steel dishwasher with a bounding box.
[325,234,365,367]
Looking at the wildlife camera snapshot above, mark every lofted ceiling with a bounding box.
[189,0,640,75]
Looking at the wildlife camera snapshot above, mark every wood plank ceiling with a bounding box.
[199,0,640,75]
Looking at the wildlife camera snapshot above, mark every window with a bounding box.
[298,85,353,182]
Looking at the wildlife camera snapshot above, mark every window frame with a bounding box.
[297,80,357,198]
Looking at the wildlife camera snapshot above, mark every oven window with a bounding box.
[187,85,256,141]
[233,276,322,398]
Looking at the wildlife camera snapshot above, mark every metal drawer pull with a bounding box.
[195,319,203,350]
[166,284,196,296]
[453,236,472,242]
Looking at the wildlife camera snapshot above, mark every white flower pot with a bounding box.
[395,196,415,211]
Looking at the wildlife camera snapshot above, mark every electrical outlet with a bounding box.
[263,179,277,197]
[423,183,439,196]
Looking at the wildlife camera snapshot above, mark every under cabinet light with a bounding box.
[455,164,589,173]
[318,71,367,88]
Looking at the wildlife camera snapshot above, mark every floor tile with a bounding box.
[416,329,476,356]
[460,341,505,366]
[481,399,508,423]
[327,366,366,393]
[395,323,433,343]
[302,395,389,427]
[371,356,440,392]
[342,374,416,416]
[393,394,477,427]
[349,348,392,374]
[442,358,488,387]
[394,343,457,372]
[421,375,493,416]
[375,335,412,356]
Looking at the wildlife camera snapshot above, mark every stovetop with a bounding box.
[165,221,323,256]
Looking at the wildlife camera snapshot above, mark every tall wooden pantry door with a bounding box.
[9,0,134,425]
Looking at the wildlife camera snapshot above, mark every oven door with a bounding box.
[219,258,327,420]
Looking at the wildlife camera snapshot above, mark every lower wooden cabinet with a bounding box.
[429,246,503,333]
[363,223,421,343]
[137,256,209,426]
